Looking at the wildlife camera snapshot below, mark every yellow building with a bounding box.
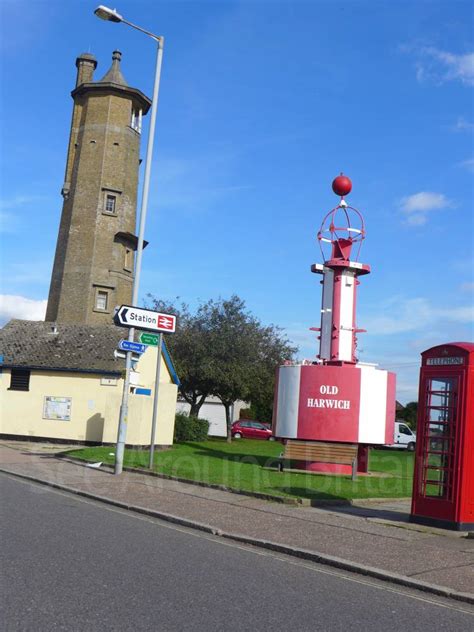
[0,320,179,446]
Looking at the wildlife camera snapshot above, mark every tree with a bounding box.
[145,297,215,417]
[397,401,418,430]
[198,296,297,441]
[146,294,297,439]
[203,296,260,441]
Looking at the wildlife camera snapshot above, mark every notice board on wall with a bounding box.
[43,396,72,421]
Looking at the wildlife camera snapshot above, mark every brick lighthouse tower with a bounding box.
[46,51,151,324]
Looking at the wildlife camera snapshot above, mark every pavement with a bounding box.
[1,441,473,602]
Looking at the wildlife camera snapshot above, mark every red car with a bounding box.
[231,420,275,440]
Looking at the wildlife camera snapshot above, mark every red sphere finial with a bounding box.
[332,173,352,197]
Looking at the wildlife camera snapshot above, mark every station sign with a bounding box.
[115,305,177,333]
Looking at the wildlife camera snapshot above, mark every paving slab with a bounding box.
[0,442,472,598]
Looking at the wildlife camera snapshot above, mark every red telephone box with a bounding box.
[411,342,474,530]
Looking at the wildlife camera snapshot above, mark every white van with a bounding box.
[386,421,417,451]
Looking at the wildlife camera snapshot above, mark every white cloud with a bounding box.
[411,47,474,86]
[0,194,49,211]
[357,297,473,404]
[401,192,452,213]
[363,297,473,336]
[0,194,53,233]
[282,324,315,357]
[0,295,47,325]
[399,191,454,226]
[452,117,474,133]
[403,213,427,227]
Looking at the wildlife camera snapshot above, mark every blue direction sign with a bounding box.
[118,340,147,354]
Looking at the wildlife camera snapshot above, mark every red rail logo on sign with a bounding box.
[157,315,175,330]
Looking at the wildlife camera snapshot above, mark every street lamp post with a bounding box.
[94,5,164,475]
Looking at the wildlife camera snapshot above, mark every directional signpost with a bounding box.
[139,332,159,346]
[114,305,177,472]
[115,305,176,333]
[118,340,147,354]
[148,332,163,469]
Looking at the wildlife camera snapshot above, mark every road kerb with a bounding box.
[1,466,472,606]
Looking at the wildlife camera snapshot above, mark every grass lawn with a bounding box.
[66,439,414,502]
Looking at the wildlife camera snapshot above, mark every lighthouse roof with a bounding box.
[99,50,128,86]
[71,50,151,114]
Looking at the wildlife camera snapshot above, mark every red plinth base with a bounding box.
[299,461,353,475]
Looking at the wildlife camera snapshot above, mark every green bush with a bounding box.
[174,413,209,442]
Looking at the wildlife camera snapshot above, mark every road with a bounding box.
[1,473,472,631]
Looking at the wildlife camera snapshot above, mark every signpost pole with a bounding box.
[114,307,175,475]
[149,333,163,469]
[112,35,164,476]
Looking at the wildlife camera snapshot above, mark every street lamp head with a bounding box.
[94,5,123,22]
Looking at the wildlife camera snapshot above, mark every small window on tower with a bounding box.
[105,194,116,215]
[131,108,142,133]
[96,290,108,311]
[124,248,133,272]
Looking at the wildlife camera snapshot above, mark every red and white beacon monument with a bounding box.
[273,175,396,473]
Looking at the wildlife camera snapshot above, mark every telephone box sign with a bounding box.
[115,305,176,333]
[426,357,464,366]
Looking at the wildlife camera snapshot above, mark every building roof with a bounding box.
[0,320,179,384]
[76,52,97,66]
[422,342,474,355]
[99,50,128,86]
[0,320,127,374]
[71,50,152,114]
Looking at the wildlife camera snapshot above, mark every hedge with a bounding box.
[174,413,210,442]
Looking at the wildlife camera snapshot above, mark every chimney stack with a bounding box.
[75,53,97,86]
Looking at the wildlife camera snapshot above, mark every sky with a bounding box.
[0,0,473,403]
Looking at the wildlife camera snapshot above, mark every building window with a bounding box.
[104,194,116,215]
[9,368,31,391]
[124,247,133,272]
[131,108,142,133]
[96,290,108,311]
[101,189,121,216]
